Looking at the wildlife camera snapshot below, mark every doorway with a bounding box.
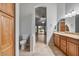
[35,7,47,44]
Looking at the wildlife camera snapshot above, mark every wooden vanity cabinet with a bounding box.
[67,38,79,56]
[60,36,67,54]
[67,41,78,56]
[54,34,60,48]
[53,33,79,56]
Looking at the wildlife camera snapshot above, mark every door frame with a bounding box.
[15,3,19,56]
[34,5,47,44]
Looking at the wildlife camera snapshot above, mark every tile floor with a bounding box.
[19,34,65,56]
[19,34,55,56]
[50,45,65,56]
[19,41,55,56]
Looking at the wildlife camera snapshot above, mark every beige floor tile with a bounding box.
[19,34,65,56]
[19,34,55,56]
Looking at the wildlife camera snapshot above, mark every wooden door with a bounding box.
[0,14,2,55]
[5,3,14,17]
[0,3,15,56]
[0,3,15,17]
[0,12,14,56]
[0,4,3,11]
[9,17,14,55]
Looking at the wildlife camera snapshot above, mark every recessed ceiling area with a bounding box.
[35,7,46,18]
[35,7,46,26]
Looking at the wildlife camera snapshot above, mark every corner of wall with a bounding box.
[15,3,19,56]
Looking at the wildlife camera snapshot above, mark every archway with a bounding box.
[35,6,47,44]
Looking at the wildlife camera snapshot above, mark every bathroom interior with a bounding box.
[19,3,79,56]
[49,14,79,56]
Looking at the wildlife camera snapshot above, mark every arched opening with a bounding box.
[35,6,47,44]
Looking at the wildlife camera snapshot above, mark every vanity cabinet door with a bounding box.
[60,36,67,54]
[54,34,57,46]
[54,34,60,47]
[78,46,79,55]
[57,35,60,47]
[67,38,78,56]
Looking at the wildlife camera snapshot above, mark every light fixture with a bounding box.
[42,21,45,24]
[64,10,79,18]
[71,11,77,16]
[64,13,72,18]
[76,10,79,14]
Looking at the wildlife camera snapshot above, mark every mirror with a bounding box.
[57,15,79,33]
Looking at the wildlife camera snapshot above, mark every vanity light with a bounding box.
[64,10,79,18]
[76,10,79,14]
[71,11,76,16]
[65,13,72,18]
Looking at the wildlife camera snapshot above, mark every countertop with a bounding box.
[54,32,79,40]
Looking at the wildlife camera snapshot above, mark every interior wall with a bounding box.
[57,3,65,19]
[19,4,32,38]
[47,4,57,45]
[56,3,65,32]
[19,3,57,52]
[19,3,34,52]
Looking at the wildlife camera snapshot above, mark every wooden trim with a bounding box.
[13,3,15,56]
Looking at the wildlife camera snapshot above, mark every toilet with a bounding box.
[20,35,28,50]
[20,39,26,50]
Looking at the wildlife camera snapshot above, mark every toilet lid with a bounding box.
[20,40,26,44]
